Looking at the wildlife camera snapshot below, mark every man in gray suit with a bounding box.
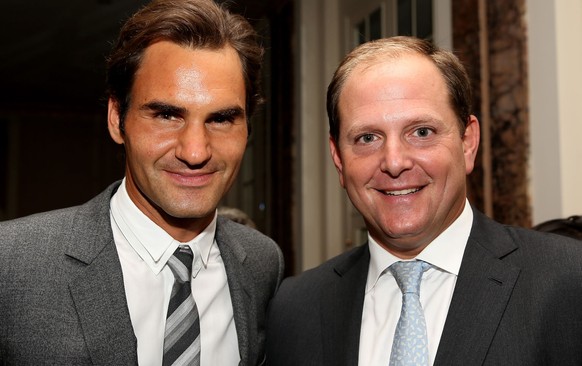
[0,0,283,365]
[266,36,582,365]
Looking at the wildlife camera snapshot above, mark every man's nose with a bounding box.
[379,137,414,177]
[175,122,212,166]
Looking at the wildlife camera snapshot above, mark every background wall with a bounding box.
[527,0,582,225]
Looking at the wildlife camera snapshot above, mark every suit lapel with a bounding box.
[321,245,369,366]
[66,182,138,364]
[215,218,254,366]
[68,241,138,364]
[434,210,520,365]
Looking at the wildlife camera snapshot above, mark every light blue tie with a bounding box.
[389,260,431,366]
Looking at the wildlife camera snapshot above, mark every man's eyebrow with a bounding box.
[141,101,187,116]
[208,106,245,120]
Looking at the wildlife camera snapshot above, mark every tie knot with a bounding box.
[389,260,430,295]
[167,245,193,283]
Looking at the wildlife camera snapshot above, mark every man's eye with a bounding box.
[357,134,377,144]
[156,112,176,121]
[414,127,433,137]
[212,115,233,123]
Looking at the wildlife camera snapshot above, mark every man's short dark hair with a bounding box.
[106,0,264,133]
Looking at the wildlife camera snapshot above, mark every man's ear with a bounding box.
[463,115,480,175]
[107,98,125,145]
[329,135,346,188]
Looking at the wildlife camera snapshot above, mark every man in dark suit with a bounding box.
[0,0,283,365]
[266,36,582,365]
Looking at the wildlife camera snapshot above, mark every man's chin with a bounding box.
[163,207,216,221]
[372,222,431,245]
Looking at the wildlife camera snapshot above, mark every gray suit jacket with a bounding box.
[0,182,284,365]
[266,209,582,365]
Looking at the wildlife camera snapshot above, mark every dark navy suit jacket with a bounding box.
[267,209,582,365]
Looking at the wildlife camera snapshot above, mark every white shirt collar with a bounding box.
[366,199,473,292]
[110,178,217,275]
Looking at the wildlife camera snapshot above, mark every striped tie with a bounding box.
[163,245,201,366]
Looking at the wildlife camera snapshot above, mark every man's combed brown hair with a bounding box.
[106,0,264,132]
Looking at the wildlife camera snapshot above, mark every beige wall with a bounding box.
[296,0,342,271]
[527,0,582,225]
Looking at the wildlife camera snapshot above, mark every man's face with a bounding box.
[330,53,480,258]
[108,41,248,241]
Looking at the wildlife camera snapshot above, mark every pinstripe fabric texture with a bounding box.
[163,245,200,366]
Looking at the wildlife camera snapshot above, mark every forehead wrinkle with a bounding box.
[381,111,443,124]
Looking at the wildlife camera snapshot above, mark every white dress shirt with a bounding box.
[110,179,239,366]
[359,200,473,366]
